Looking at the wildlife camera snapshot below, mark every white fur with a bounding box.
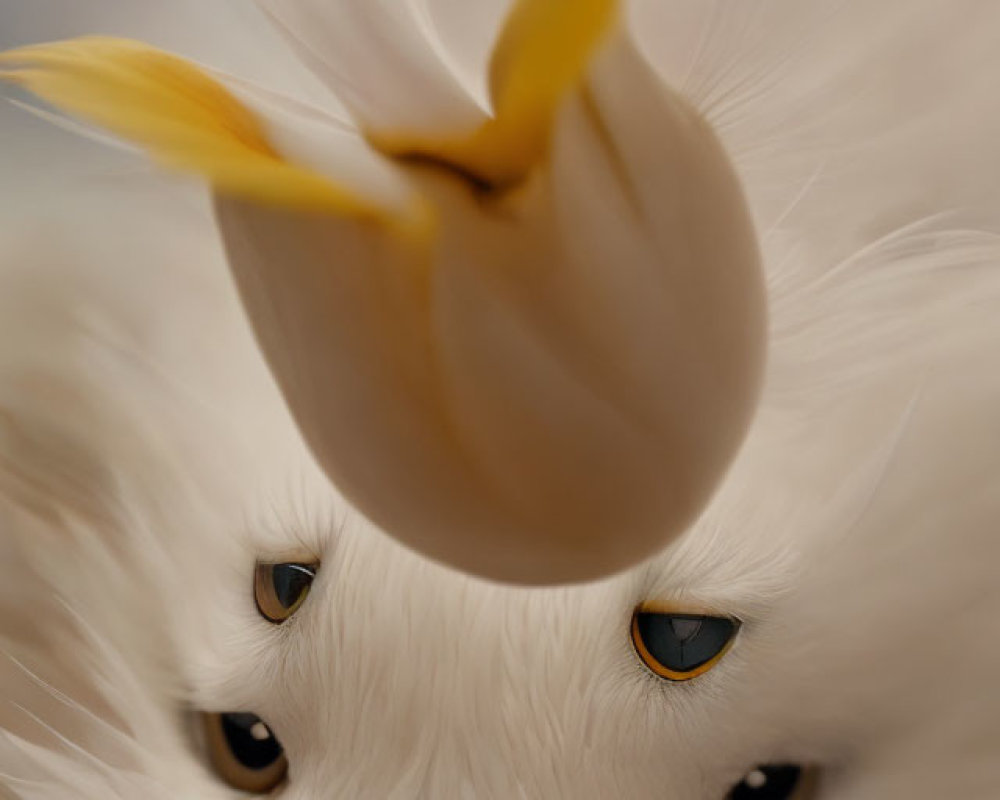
[2,1,1000,797]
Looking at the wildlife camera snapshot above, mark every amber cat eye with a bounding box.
[631,609,740,681]
[202,711,288,792]
[254,561,318,624]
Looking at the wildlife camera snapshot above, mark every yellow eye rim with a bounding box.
[630,607,740,682]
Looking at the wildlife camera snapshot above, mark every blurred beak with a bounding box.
[0,0,765,584]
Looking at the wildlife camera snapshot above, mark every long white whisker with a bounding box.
[2,651,137,751]
[763,159,829,242]
[6,99,139,154]
[838,382,927,545]
[10,703,112,776]
[808,210,961,290]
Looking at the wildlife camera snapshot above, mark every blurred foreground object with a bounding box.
[0,0,765,583]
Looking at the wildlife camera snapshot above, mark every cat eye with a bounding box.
[254,561,318,624]
[630,608,740,681]
[727,764,819,799]
[202,711,288,793]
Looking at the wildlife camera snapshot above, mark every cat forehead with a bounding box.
[233,475,797,631]
[212,378,815,625]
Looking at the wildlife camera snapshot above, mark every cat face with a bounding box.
[167,369,1000,799]
[0,355,805,799]
[0,190,795,798]
[3,2,1000,797]
[2,200,997,797]
[184,475,800,798]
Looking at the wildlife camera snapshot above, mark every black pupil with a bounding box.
[635,613,736,672]
[220,712,284,770]
[727,765,803,799]
[273,564,314,609]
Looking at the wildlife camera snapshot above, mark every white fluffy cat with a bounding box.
[1,1,999,797]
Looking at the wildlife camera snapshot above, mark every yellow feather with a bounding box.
[0,37,398,221]
[373,0,619,187]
